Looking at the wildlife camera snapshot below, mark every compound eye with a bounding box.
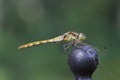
[79,33,86,40]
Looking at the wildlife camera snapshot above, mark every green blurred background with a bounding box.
[0,0,120,80]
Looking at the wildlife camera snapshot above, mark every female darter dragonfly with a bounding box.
[18,31,86,51]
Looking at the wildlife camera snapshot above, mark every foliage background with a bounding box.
[0,0,120,80]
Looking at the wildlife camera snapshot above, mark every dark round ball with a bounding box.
[68,44,98,77]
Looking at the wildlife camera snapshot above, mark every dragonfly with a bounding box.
[18,31,86,51]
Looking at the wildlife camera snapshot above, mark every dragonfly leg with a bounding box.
[73,41,81,48]
[73,41,85,48]
[63,42,74,54]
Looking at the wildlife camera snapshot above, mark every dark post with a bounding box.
[68,44,99,80]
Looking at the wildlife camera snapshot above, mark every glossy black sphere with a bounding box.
[68,44,98,80]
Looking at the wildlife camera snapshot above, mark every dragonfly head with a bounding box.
[78,33,86,42]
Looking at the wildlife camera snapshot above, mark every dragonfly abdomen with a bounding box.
[18,36,64,49]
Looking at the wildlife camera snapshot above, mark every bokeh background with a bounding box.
[0,0,120,80]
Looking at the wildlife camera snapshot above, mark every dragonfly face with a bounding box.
[77,33,86,42]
